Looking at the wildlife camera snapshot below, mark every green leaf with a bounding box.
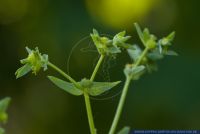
[48,76,83,96]
[159,31,175,46]
[127,45,142,62]
[0,97,11,123]
[134,23,145,45]
[86,81,121,96]
[117,126,130,134]
[124,65,146,80]
[166,31,175,42]
[147,49,164,61]
[113,31,131,49]
[143,28,150,43]
[134,23,157,49]
[15,64,32,79]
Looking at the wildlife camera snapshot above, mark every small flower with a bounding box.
[90,29,131,56]
[157,31,177,55]
[15,47,48,79]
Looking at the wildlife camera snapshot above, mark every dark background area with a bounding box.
[0,0,200,134]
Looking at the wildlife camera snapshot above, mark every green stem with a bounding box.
[108,77,131,134]
[109,47,149,134]
[47,62,80,88]
[90,55,105,81]
[135,47,149,66]
[84,91,97,134]
[84,54,105,134]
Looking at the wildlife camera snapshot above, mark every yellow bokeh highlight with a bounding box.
[86,0,158,29]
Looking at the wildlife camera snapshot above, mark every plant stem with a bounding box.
[84,91,96,134]
[109,47,149,134]
[90,55,105,81]
[135,47,149,66]
[108,77,131,134]
[47,62,80,88]
[84,54,105,134]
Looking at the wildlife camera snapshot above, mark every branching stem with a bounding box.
[84,54,105,134]
[109,47,149,134]
[48,62,80,88]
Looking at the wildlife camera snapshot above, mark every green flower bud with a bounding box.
[15,47,48,78]
[80,78,93,89]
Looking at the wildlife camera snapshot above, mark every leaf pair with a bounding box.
[135,23,177,55]
[126,23,178,74]
[90,29,131,56]
[48,76,121,96]
[15,47,49,79]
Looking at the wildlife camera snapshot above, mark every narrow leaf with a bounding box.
[117,126,130,134]
[134,23,145,46]
[48,76,83,96]
[15,64,31,79]
[166,31,175,41]
[87,81,121,96]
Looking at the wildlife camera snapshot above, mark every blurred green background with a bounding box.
[0,0,200,134]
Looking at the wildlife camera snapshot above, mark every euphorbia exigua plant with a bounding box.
[15,23,177,134]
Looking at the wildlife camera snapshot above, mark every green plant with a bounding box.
[0,97,11,134]
[15,23,177,134]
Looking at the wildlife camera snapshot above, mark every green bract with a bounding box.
[113,31,132,49]
[90,29,131,56]
[126,23,177,75]
[15,23,177,134]
[48,76,121,96]
[124,64,146,80]
[134,23,157,49]
[15,47,48,78]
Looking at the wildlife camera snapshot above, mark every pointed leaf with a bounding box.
[87,81,121,96]
[48,76,83,96]
[166,31,175,42]
[15,64,32,79]
[143,28,150,42]
[117,126,130,134]
[134,23,145,45]
[25,46,32,54]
